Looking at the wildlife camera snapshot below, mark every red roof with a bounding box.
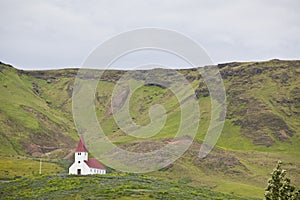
[75,137,88,152]
[85,158,106,170]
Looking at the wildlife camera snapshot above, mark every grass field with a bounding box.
[0,173,259,200]
[0,155,63,179]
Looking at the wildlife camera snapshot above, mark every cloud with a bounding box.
[0,0,299,69]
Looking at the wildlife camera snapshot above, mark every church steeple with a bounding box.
[75,137,88,152]
[75,137,88,162]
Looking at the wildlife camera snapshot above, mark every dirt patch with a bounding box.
[109,86,130,116]
[116,137,192,153]
[25,143,59,156]
[20,105,75,156]
[188,142,249,175]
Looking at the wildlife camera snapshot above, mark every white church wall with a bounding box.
[69,161,90,175]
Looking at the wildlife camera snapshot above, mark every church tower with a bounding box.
[74,137,88,163]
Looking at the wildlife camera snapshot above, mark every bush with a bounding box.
[265,161,300,200]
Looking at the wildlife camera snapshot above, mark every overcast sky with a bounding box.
[0,0,299,70]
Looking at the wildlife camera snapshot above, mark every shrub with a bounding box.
[265,161,300,200]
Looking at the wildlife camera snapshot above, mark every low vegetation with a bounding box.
[0,173,259,199]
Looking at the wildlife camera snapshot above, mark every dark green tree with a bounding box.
[265,161,300,200]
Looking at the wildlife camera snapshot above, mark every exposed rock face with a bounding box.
[195,81,209,98]
[32,82,40,95]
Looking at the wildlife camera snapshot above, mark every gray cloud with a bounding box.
[0,0,299,69]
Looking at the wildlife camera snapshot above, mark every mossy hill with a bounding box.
[0,59,300,198]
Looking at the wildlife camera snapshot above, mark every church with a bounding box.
[69,137,106,175]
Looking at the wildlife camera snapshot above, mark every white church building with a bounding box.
[69,137,106,175]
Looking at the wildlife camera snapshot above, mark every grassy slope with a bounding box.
[0,63,77,179]
[0,64,77,156]
[0,155,63,178]
[0,174,258,200]
[0,60,300,198]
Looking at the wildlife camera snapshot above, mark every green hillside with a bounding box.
[0,60,300,199]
